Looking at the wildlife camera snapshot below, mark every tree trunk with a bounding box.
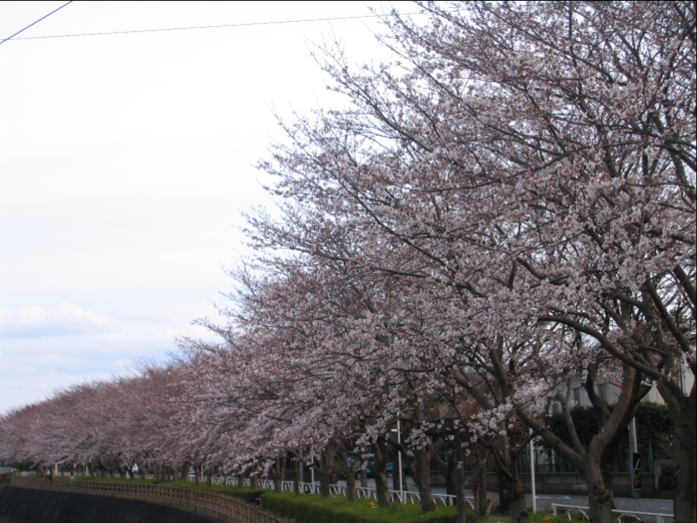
[454,445,468,523]
[490,428,526,523]
[318,448,333,498]
[434,447,456,496]
[498,462,526,523]
[599,436,620,513]
[517,364,648,523]
[341,451,358,501]
[272,457,286,493]
[117,462,128,480]
[372,442,391,508]
[414,448,437,512]
[497,464,509,513]
[392,432,444,513]
[673,414,697,523]
[582,368,644,523]
[661,382,697,523]
[294,457,301,496]
[584,463,615,523]
[472,445,490,519]
[250,471,259,489]
[509,471,526,523]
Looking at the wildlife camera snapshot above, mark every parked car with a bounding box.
[347,455,394,478]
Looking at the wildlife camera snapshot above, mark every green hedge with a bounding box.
[159,481,268,503]
[261,491,458,523]
[197,484,268,504]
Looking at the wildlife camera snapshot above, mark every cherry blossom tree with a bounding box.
[247,3,694,521]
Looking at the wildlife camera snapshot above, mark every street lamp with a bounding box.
[391,417,404,501]
[530,432,537,513]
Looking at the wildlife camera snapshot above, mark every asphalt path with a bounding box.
[337,477,674,516]
[521,492,673,515]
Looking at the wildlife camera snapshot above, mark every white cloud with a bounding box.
[0,291,219,414]
[0,303,114,338]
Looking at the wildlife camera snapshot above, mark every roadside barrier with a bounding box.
[10,476,296,523]
[551,503,673,523]
[194,475,473,508]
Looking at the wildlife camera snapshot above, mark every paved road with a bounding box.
[523,492,673,515]
[338,477,674,516]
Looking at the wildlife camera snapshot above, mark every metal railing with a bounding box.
[10,476,296,523]
[552,503,673,523]
[186,475,473,509]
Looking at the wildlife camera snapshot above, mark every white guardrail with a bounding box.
[187,475,473,509]
[552,503,673,523]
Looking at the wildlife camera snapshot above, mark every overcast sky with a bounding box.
[0,1,419,414]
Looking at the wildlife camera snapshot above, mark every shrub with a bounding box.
[261,491,458,523]
[527,511,587,523]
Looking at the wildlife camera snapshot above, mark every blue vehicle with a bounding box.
[349,455,394,478]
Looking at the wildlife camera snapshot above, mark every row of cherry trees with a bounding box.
[1,3,694,523]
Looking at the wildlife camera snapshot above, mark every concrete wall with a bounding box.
[0,486,222,523]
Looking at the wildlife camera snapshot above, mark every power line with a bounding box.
[0,1,72,46]
[7,11,423,42]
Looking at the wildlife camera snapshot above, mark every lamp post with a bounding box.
[629,418,640,499]
[397,418,403,501]
[530,433,537,513]
[391,417,404,501]
[311,454,315,493]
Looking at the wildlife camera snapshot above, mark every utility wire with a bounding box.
[0,1,72,46]
[8,12,423,42]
